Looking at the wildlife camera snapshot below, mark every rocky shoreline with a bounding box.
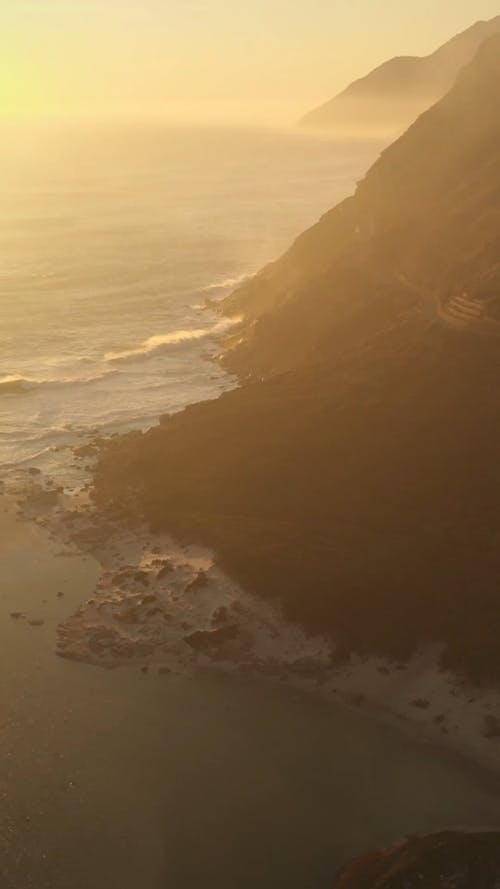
[3,459,500,786]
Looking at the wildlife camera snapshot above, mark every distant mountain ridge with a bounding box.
[300,15,500,135]
[225,32,500,377]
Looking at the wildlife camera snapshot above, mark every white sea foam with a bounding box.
[104,317,241,363]
[0,125,376,474]
[0,375,29,393]
[0,371,118,394]
[199,272,251,296]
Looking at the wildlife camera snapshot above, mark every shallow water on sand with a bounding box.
[1,505,500,889]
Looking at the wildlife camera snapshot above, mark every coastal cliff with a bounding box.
[300,15,500,135]
[333,832,500,888]
[94,36,500,683]
[223,32,500,378]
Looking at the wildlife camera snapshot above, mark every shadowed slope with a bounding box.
[95,36,500,682]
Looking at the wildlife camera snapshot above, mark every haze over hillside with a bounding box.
[95,35,500,683]
[300,15,500,135]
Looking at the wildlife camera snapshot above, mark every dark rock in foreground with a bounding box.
[334,832,500,888]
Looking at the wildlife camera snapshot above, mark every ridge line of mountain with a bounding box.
[299,14,500,136]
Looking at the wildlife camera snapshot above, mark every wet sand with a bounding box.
[2,487,500,889]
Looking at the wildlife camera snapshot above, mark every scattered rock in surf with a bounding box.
[112,569,129,586]
[185,571,209,593]
[134,570,149,586]
[184,624,240,652]
[59,624,156,661]
[140,594,158,606]
[26,489,59,508]
[156,560,173,579]
[211,606,229,626]
[114,608,141,625]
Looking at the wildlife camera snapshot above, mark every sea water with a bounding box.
[0,121,381,477]
[2,529,500,889]
[3,122,498,889]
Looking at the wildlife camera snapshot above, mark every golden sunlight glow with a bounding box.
[1,0,499,123]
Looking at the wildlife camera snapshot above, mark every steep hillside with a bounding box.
[300,15,500,135]
[223,33,500,379]
[94,36,500,683]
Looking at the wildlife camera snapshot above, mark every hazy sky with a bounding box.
[1,0,499,123]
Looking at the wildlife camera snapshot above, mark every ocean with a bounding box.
[3,524,500,889]
[2,123,500,889]
[0,121,381,479]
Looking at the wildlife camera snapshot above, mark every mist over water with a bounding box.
[0,121,382,476]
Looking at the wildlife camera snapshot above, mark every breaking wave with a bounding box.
[0,370,118,395]
[0,376,31,395]
[199,272,251,296]
[104,316,241,363]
